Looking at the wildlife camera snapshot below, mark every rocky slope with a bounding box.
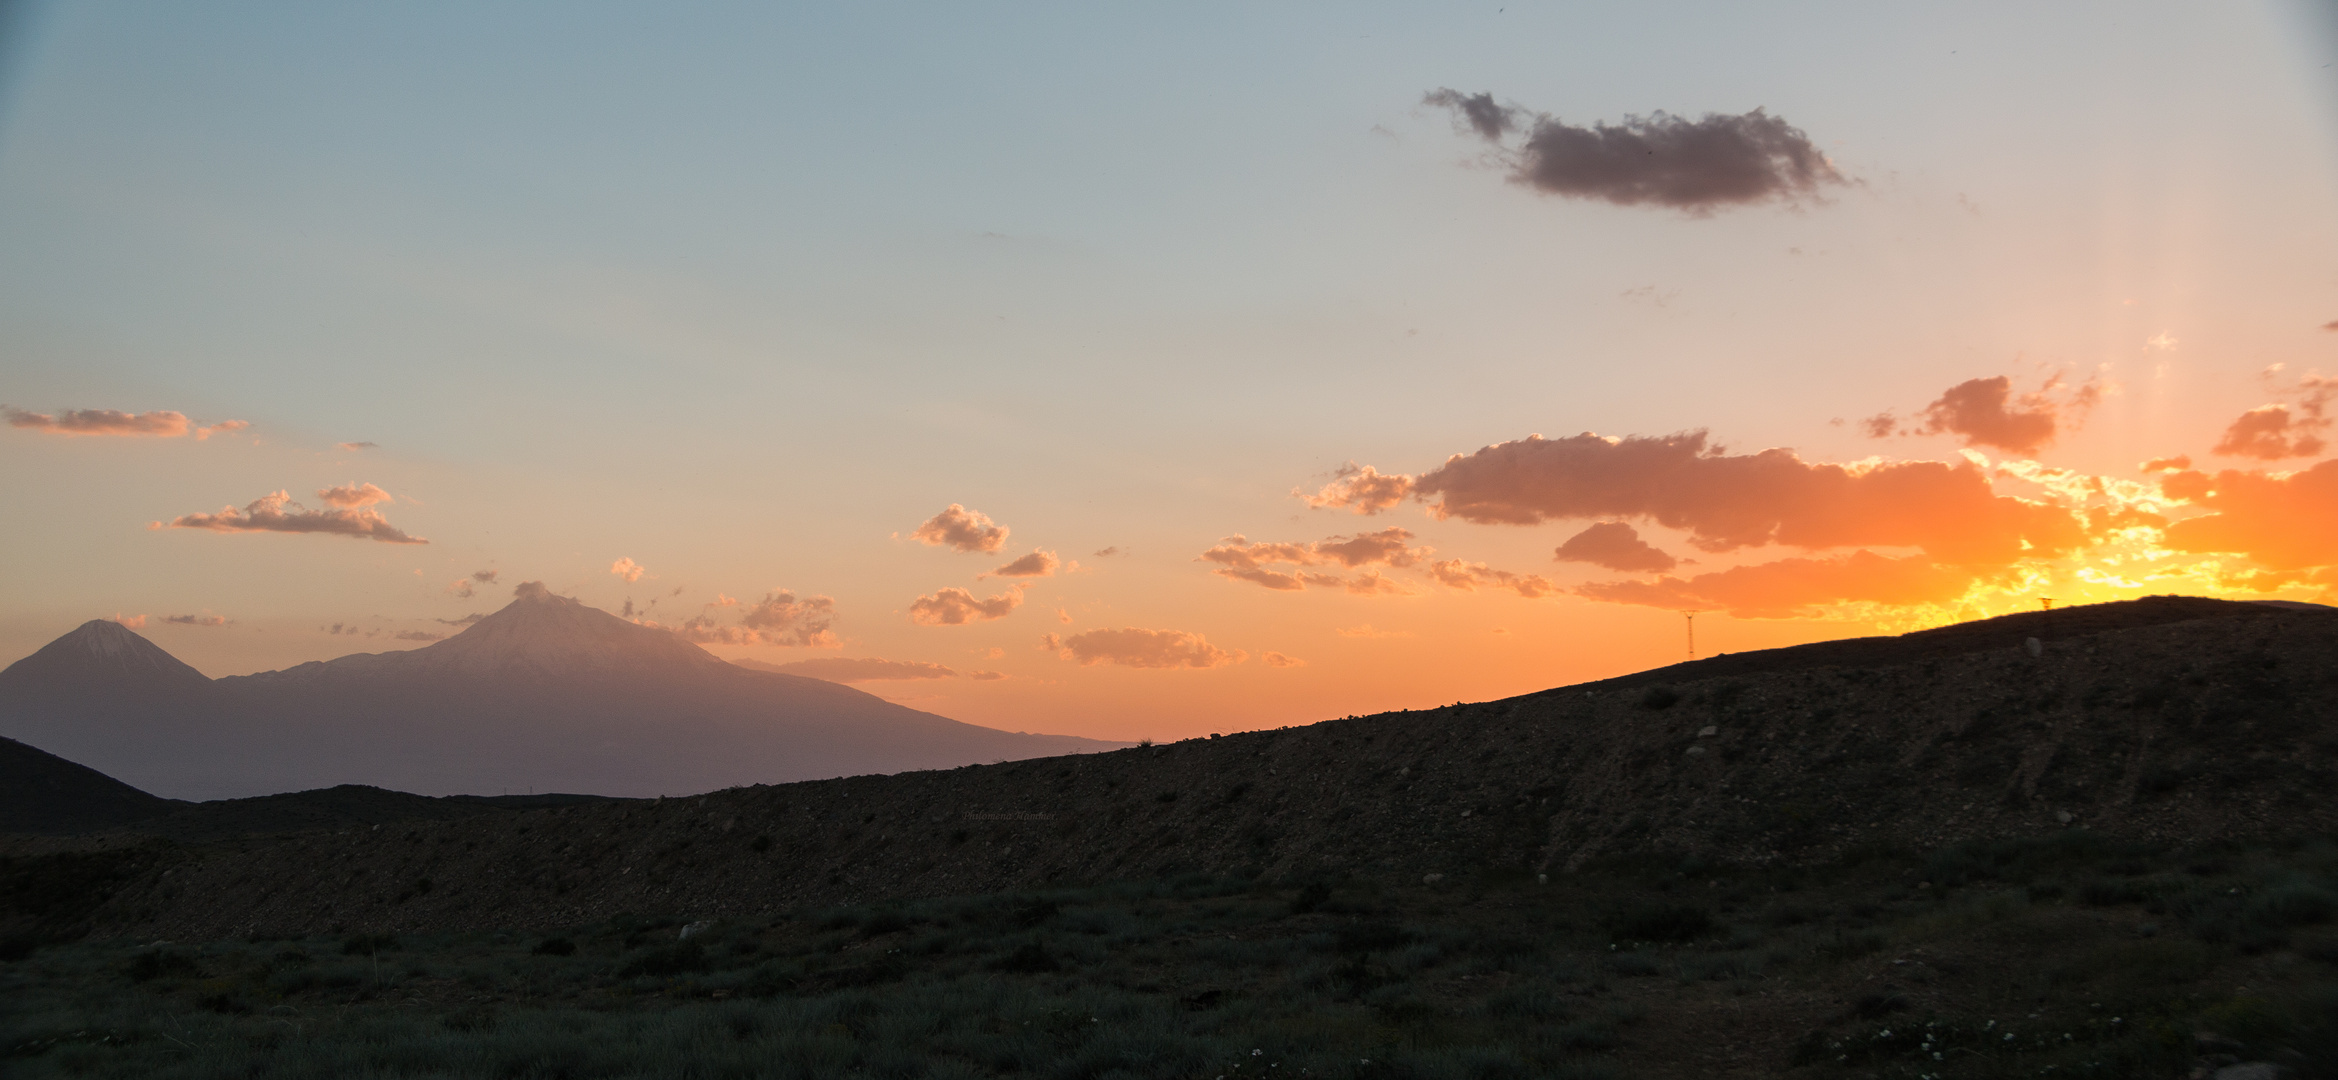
[19,596,2329,941]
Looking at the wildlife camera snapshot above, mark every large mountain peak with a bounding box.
[396,582,728,678]
[0,619,214,695]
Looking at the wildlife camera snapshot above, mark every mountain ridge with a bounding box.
[0,584,1125,800]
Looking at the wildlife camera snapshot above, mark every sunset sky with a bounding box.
[4,1,2336,743]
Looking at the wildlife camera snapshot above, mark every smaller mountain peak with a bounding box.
[0,618,213,693]
[64,619,167,661]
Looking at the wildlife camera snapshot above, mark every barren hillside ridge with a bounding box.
[25,596,2333,941]
[0,585,1125,800]
[0,735,181,836]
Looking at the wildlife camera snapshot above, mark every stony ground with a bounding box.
[7,833,2336,1079]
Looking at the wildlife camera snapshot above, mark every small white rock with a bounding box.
[678,920,712,941]
[1697,726,1718,738]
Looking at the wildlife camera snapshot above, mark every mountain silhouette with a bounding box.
[0,584,1123,800]
[0,733,180,834]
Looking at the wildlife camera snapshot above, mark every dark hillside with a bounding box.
[118,786,631,843]
[17,598,2337,942]
[1566,594,2279,693]
[0,736,179,835]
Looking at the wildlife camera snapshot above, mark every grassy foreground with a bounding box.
[4,832,2337,1079]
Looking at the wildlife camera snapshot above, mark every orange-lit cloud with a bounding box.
[1299,463,1414,514]
[738,590,840,647]
[610,557,647,582]
[338,441,379,451]
[912,504,1010,553]
[745,656,999,683]
[446,569,499,598]
[1262,652,1306,668]
[1553,521,1677,572]
[665,619,760,645]
[162,614,228,626]
[6,406,193,437]
[114,614,148,628]
[1335,624,1411,639]
[986,549,1059,578]
[1051,627,1243,669]
[2141,456,2192,473]
[2159,461,2338,570]
[1393,432,2082,563]
[6,406,252,440]
[317,482,394,508]
[1578,550,1984,618]
[1424,92,1846,212]
[157,487,426,544]
[2212,372,2335,460]
[909,586,1024,625]
[394,629,444,642]
[1425,559,1559,598]
[1198,528,1430,592]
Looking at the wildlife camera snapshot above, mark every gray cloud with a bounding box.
[737,590,841,648]
[1422,88,1521,141]
[1553,521,1678,573]
[1425,91,1845,212]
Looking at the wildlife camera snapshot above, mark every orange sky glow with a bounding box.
[3,2,2335,745]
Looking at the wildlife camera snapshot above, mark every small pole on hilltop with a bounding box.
[2041,597,2055,611]
[1685,611,1699,661]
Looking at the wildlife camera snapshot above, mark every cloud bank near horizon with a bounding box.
[1046,627,1243,669]
[1277,368,2338,616]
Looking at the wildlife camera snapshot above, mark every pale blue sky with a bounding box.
[2,1,2334,738]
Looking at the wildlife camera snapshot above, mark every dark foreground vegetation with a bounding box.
[5,831,2335,1079]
